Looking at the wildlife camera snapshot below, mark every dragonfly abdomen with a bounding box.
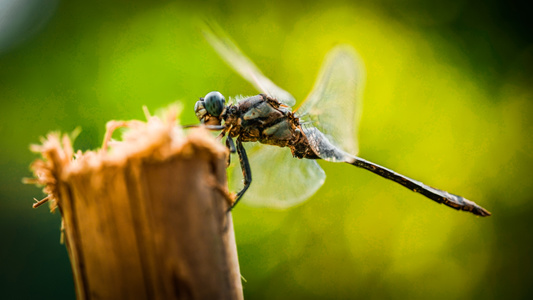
[347,156,491,216]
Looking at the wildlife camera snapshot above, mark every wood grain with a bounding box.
[28,114,242,300]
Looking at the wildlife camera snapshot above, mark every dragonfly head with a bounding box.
[195,91,226,125]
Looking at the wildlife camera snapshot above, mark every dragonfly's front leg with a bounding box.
[183,124,226,131]
[225,136,236,167]
[229,138,252,212]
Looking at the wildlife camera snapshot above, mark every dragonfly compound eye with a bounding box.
[204,91,226,117]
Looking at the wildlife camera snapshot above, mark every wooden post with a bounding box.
[27,111,243,300]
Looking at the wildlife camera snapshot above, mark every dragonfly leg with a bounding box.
[183,124,225,131]
[226,136,236,153]
[228,138,252,212]
[225,136,236,167]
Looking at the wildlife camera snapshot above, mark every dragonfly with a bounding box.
[193,27,491,217]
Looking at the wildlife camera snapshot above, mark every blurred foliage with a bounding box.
[1,0,532,299]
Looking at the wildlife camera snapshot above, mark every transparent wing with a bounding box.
[202,23,296,107]
[296,45,365,161]
[229,143,325,208]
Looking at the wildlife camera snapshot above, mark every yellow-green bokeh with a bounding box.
[1,1,532,299]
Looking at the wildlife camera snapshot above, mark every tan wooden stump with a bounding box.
[26,109,243,300]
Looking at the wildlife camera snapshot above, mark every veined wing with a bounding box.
[296,45,365,161]
[229,143,325,208]
[202,24,296,107]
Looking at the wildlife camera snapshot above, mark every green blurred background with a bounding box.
[1,0,532,299]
